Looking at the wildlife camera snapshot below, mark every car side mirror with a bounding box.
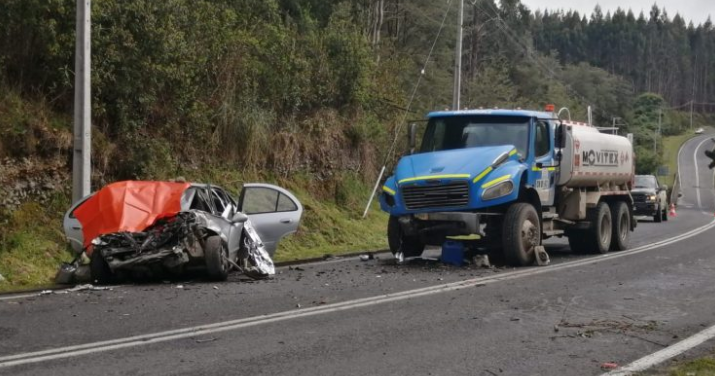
[408,123,417,154]
[231,212,248,223]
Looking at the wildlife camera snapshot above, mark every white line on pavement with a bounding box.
[1,218,714,368]
[605,323,715,376]
[694,137,711,208]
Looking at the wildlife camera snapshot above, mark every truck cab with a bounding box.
[380,108,636,266]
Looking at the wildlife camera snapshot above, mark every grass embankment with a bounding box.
[0,169,388,292]
[638,353,715,375]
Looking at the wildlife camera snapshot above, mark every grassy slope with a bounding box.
[659,132,697,189]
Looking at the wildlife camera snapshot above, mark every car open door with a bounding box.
[238,183,303,256]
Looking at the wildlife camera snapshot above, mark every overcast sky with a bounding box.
[520,0,713,25]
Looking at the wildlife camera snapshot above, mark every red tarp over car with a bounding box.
[74,181,191,250]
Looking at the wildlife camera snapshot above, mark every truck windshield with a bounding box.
[420,115,530,156]
[634,176,658,189]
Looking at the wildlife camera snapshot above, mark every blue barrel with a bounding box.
[441,241,465,266]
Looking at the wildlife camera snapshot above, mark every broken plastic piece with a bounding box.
[600,362,618,370]
[535,246,550,266]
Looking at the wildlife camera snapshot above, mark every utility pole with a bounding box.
[655,108,661,155]
[72,0,92,203]
[452,0,464,110]
[690,99,694,130]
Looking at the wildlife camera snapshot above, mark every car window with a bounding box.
[242,187,299,214]
[277,193,298,212]
[190,188,214,213]
[210,189,226,215]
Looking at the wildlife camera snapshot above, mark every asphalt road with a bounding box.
[2,135,715,376]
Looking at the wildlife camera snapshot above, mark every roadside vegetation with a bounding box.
[1,0,714,290]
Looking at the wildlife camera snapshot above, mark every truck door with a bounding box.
[531,119,556,206]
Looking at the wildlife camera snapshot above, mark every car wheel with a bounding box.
[502,203,540,266]
[609,201,630,251]
[387,216,425,261]
[205,235,229,281]
[90,249,115,285]
[654,204,663,223]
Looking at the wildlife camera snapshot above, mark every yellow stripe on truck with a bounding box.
[531,166,557,172]
[398,174,471,184]
[472,167,493,184]
[508,149,518,156]
[382,186,396,195]
[481,174,511,189]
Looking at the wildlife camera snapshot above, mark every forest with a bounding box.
[0,0,714,286]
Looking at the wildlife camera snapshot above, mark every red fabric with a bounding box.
[74,181,190,252]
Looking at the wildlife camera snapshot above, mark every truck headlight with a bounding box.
[481,180,514,201]
[647,195,656,201]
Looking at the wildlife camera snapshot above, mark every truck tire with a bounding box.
[90,249,115,285]
[387,216,424,260]
[502,203,540,266]
[609,201,630,251]
[587,202,612,254]
[654,204,662,223]
[205,235,229,281]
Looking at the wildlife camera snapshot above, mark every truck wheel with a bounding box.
[587,202,612,254]
[387,216,424,260]
[654,204,663,223]
[205,235,229,281]
[90,249,115,285]
[502,203,540,266]
[609,201,630,251]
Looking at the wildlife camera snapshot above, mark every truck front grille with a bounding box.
[401,181,470,210]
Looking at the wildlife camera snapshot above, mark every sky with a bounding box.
[520,0,713,25]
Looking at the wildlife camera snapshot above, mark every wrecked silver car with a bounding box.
[64,181,303,283]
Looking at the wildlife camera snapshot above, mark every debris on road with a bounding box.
[472,254,490,268]
[600,362,618,370]
[195,337,218,344]
[37,284,114,296]
[176,285,184,289]
[535,246,550,266]
[360,253,375,261]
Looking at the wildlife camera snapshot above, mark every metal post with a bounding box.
[452,0,464,110]
[690,99,694,130]
[72,0,92,203]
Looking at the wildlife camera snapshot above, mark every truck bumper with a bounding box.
[399,212,487,239]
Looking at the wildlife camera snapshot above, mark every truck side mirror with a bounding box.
[556,123,567,149]
[408,123,417,154]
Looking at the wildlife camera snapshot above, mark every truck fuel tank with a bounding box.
[557,122,634,188]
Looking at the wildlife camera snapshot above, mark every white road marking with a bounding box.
[604,323,715,376]
[0,293,42,302]
[1,219,714,368]
[693,137,711,208]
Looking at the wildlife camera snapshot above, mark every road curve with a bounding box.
[3,134,715,376]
